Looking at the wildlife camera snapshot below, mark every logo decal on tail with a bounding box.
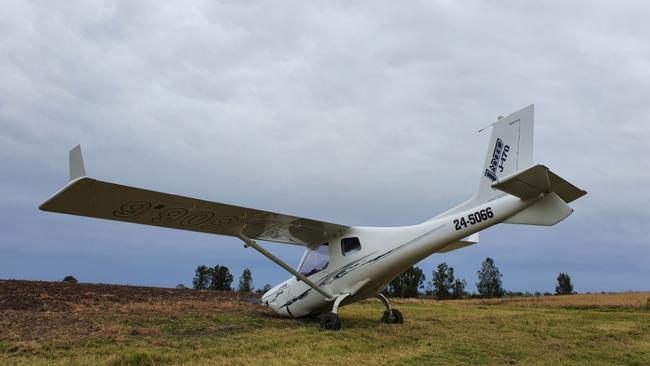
[484,138,510,182]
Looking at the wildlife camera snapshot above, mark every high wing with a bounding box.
[39,146,349,247]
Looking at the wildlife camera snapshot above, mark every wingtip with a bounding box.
[69,144,86,181]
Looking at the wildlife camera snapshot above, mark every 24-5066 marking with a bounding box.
[453,207,494,230]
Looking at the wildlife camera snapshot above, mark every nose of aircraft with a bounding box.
[261,281,291,317]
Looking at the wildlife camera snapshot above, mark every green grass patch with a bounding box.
[2,301,650,366]
[108,351,169,366]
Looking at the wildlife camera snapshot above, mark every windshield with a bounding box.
[298,243,329,277]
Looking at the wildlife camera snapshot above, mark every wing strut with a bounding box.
[237,234,334,300]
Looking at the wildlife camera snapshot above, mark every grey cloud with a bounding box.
[1,0,649,291]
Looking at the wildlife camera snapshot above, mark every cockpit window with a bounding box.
[341,237,361,256]
[298,243,329,277]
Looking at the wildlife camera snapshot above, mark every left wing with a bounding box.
[39,146,349,247]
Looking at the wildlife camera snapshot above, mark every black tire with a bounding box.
[382,309,404,324]
[320,312,342,331]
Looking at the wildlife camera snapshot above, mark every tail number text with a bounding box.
[453,207,494,230]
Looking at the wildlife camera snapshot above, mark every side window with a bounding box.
[298,243,329,277]
[341,237,361,256]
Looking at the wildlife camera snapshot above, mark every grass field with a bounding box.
[1,280,649,366]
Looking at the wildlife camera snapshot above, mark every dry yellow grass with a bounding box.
[453,292,650,308]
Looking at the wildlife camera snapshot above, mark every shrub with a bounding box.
[62,275,78,283]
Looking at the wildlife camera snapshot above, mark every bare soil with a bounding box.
[0,280,266,342]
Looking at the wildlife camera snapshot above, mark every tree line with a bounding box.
[192,265,271,293]
[191,258,575,298]
[386,257,575,299]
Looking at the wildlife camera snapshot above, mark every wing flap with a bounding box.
[40,177,348,246]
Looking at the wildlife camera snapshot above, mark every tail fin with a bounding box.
[432,105,535,219]
[431,105,587,225]
[476,104,534,202]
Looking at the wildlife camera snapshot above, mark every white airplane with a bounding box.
[40,105,586,330]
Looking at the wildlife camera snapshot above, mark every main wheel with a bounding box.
[382,309,404,324]
[320,312,342,331]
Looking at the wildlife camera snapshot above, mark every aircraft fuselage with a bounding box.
[262,194,537,317]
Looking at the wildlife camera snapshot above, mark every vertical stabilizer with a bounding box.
[430,105,535,220]
[475,104,534,202]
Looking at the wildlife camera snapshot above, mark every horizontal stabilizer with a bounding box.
[491,164,586,203]
[437,233,479,253]
[504,192,573,226]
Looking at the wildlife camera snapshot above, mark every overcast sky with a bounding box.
[1,1,649,293]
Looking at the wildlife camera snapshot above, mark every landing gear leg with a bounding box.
[320,293,350,331]
[378,293,404,324]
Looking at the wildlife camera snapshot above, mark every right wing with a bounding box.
[39,146,349,247]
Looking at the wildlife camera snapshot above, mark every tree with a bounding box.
[476,257,504,298]
[256,284,272,294]
[192,265,211,290]
[62,275,78,283]
[386,266,425,298]
[451,279,466,299]
[555,272,574,295]
[431,263,467,300]
[432,262,454,299]
[209,265,233,291]
[238,268,253,292]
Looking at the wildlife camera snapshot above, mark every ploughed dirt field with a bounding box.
[1,280,650,366]
[0,280,265,343]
